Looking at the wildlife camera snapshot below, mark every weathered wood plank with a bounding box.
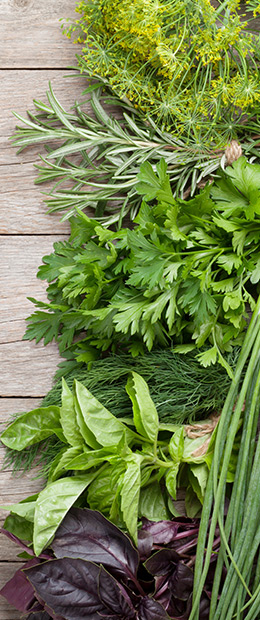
[1,0,77,69]
[1,235,67,343]
[0,70,88,233]
[0,340,61,397]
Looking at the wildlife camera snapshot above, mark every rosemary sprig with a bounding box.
[11,76,260,225]
[9,78,229,224]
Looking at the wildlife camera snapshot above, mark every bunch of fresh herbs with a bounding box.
[189,295,260,619]
[64,0,260,148]
[3,348,240,478]
[0,507,214,619]
[1,372,224,550]
[11,83,227,224]
[23,156,260,377]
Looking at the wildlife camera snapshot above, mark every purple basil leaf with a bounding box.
[140,520,179,546]
[170,563,193,600]
[98,567,136,618]
[27,613,52,619]
[137,596,170,620]
[25,557,136,619]
[0,558,39,612]
[25,558,106,619]
[52,508,139,580]
[145,549,180,576]
[153,576,172,611]
[137,531,154,560]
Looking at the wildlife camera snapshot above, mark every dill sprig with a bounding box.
[64,0,260,147]
[11,80,260,224]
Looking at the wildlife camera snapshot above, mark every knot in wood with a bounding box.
[10,0,34,10]
[225,140,242,166]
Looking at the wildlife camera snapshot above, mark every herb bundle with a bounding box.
[0,508,214,619]
[1,372,224,550]
[3,348,240,477]
[65,0,260,147]
[11,83,226,224]
[23,157,260,376]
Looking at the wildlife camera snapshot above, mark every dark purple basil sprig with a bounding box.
[1,508,214,619]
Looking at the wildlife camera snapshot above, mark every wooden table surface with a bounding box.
[0,2,88,617]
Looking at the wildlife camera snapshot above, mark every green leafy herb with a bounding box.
[1,373,218,550]
[64,0,260,150]
[23,158,260,376]
[11,82,260,226]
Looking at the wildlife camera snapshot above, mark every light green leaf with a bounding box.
[1,406,64,450]
[3,513,33,542]
[64,446,119,471]
[250,258,260,284]
[217,253,242,275]
[168,427,185,462]
[74,379,134,447]
[0,499,37,522]
[232,229,246,255]
[185,486,202,518]
[48,446,83,481]
[120,453,143,544]
[139,482,168,520]
[173,344,196,354]
[196,346,217,367]
[33,473,96,555]
[165,464,180,500]
[126,372,159,443]
[60,378,84,447]
[188,463,209,503]
[223,291,242,312]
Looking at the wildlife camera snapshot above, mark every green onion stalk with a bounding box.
[189,295,260,620]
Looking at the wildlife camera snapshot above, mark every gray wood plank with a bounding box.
[0,70,88,233]
[0,340,61,396]
[1,0,78,68]
[0,235,67,344]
